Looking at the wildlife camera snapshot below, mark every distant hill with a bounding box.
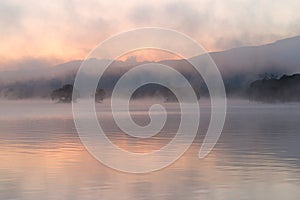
[1,35,300,99]
[248,74,300,102]
[209,36,300,77]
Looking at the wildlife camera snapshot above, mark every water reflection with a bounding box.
[0,100,300,199]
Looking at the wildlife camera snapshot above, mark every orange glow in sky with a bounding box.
[0,0,299,69]
[117,49,182,62]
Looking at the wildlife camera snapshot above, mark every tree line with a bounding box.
[51,84,105,103]
[247,74,300,102]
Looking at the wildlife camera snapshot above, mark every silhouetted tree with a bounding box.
[51,84,75,103]
[95,88,106,103]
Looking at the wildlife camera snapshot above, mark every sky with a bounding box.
[1,0,300,70]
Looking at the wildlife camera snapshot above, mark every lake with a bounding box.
[0,100,300,199]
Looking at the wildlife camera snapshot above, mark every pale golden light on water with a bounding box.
[0,100,300,199]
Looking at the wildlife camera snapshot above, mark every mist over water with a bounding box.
[0,99,300,199]
[1,0,300,198]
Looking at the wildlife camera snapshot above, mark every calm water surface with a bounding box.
[0,100,300,200]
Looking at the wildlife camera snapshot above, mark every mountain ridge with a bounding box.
[1,35,300,99]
